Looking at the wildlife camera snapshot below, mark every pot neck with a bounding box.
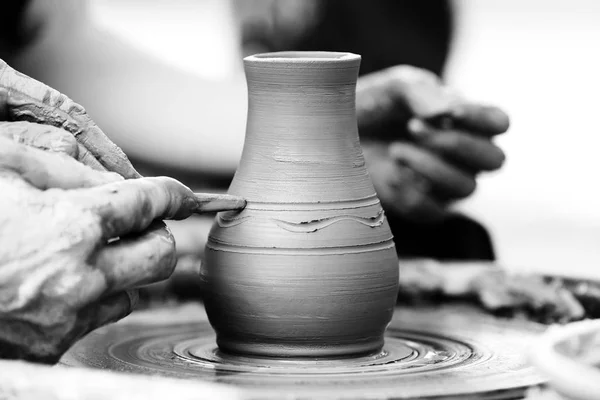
[243,52,361,118]
[230,52,376,203]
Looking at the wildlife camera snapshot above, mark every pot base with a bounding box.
[215,335,384,358]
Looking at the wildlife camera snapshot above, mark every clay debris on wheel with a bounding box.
[397,259,591,324]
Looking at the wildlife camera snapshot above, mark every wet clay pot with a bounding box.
[201,52,399,357]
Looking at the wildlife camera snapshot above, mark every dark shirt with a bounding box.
[292,0,453,77]
[0,0,37,54]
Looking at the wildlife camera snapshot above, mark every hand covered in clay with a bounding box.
[0,136,245,363]
[0,59,246,363]
[0,58,140,178]
[356,65,510,222]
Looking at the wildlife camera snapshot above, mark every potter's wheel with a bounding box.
[60,303,546,399]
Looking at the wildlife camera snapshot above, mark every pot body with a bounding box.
[202,52,399,357]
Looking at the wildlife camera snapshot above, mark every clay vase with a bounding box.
[201,51,399,358]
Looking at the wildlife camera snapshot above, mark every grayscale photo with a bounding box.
[0,1,598,399]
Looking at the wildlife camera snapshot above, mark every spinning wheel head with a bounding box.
[61,304,546,399]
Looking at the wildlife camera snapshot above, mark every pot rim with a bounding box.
[244,51,360,64]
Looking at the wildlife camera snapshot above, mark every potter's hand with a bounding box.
[0,59,140,179]
[0,137,245,365]
[356,65,509,222]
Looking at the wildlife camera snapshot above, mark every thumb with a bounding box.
[356,65,460,131]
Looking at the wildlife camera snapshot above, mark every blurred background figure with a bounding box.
[2,0,598,282]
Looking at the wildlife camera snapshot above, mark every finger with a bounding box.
[0,120,108,171]
[77,142,109,172]
[368,156,447,223]
[70,177,247,238]
[385,181,448,223]
[0,121,79,156]
[0,61,141,178]
[356,66,456,130]
[408,119,506,171]
[446,103,510,136]
[33,290,139,363]
[76,290,139,336]
[389,141,477,199]
[0,137,123,189]
[93,221,177,293]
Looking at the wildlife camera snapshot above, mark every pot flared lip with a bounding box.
[244,51,361,65]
